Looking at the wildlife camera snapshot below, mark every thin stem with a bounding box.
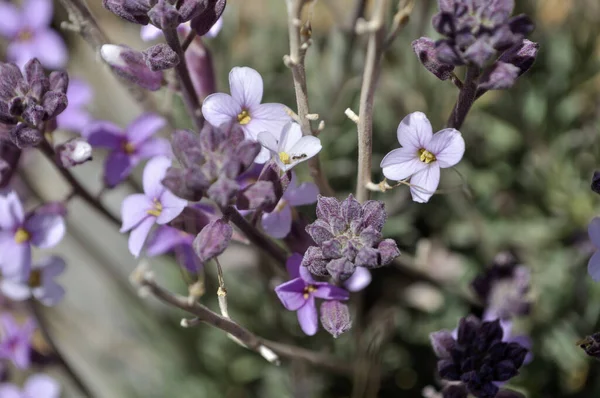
[29,301,96,398]
[163,28,204,131]
[285,0,334,197]
[181,30,198,52]
[39,141,120,226]
[355,0,388,203]
[446,66,480,129]
[214,258,229,318]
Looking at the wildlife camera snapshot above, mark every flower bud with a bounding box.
[478,61,520,90]
[320,301,352,338]
[142,44,180,72]
[100,45,163,91]
[193,219,232,262]
[592,171,600,195]
[186,38,217,100]
[499,39,539,76]
[191,0,226,36]
[56,138,93,168]
[102,0,151,24]
[441,385,468,398]
[412,37,455,81]
[10,124,43,148]
[236,180,275,211]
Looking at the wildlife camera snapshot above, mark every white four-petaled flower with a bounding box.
[380,112,465,203]
[258,122,322,172]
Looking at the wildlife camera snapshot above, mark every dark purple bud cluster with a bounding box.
[163,123,261,206]
[578,333,600,359]
[142,44,180,71]
[103,0,226,34]
[431,316,528,398]
[413,0,538,91]
[471,252,530,319]
[0,59,69,148]
[302,195,400,281]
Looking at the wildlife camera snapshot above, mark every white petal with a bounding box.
[254,146,272,164]
[397,111,433,150]
[409,164,441,203]
[380,147,427,181]
[202,93,241,127]
[281,136,322,171]
[280,122,303,152]
[229,67,263,108]
[426,128,465,168]
[1,280,31,301]
[257,131,280,153]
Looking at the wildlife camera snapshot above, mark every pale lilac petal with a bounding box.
[34,282,65,306]
[143,156,171,199]
[146,226,190,256]
[588,217,600,248]
[298,265,315,283]
[202,93,241,127]
[156,191,187,224]
[7,41,37,69]
[397,111,433,150]
[31,29,68,70]
[86,124,124,148]
[312,284,350,300]
[0,280,32,301]
[409,164,441,203]
[135,138,172,159]
[104,151,134,187]
[0,191,24,229]
[0,239,31,279]
[24,374,61,398]
[23,0,53,30]
[66,78,93,106]
[120,194,153,232]
[128,216,156,257]
[141,25,163,41]
[257,131,279,153]
[261,203,292,239]
[24,214,65,249]
[0,384,21,398]
[380,147,427,181]
[38,256,65,278]
[275,278,307,311]
[426,128,465,168]
[0,3,22,37]
[279,122,302,153]
[175,245,202,273]
[297,296,318,335]
[286,253,303,279]
[254,146,272,164]
[0,314,19,335]
[282,136,322,171]
[588,251,600,282]
[245,103,291,140]
[344,267,372,292]
[285,181,318,207]
[229,67,263,108]
[57,108,92,132]
[126,113,166,145]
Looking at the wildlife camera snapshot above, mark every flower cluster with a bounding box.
[431,316,528,398]
[302,195,400,281]
[0,59,69,148]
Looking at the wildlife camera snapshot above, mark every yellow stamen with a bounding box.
[237,110,251,125]
[123,141,136,155]
[14,228,30,244]
[279,152,291,165]
[18,30,33,42]
[418,148,436,164]
[147,200,163,217]
[28,270,42,288]
[302,285,317,299]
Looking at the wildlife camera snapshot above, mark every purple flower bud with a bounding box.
[236,180,276,211]
[162,166,206,201]
[442,385,468,398]
[305,219,334,245]
[56,138,93,168]
[234,140,262,170]
[0,140,21,188]
[592,171,600,195]
[206,176,238,207]
[193,219,232,262]
[326,258,355,282]
[377,239,401,266]
[478,61,520,90]
[142,44,180,72]
[320,301,352,338]
[100,45,163,91]
[42,91,69,119]
[499,39,539,77]
[412,37,455,81]
[49,71,69,94]
[430,330,455,359]
[301,246,329,276]
[10,124,43,148]
[191,0,226,36]
[186,38,217,101]
[463,38,496,67]
[102,0,152,24]
[148,0,181,29]
[355,247,378,268]
[315,195,340,223]
[171,129,204,167]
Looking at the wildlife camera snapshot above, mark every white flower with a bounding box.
[257,122,322,172]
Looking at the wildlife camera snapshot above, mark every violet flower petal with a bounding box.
[588,251,600,282]
[0,3,22,38]
[120,193,153,232]
[297,296,318,336]
[0,191,24,229]
[229,66,263,108]
[426,128,465,168]
[126,113,166,145]
[23,0,53,30]
[312,283,350,301]
[24,374,61,398]
[143,156,170,198]
[410,164,441,203]
[381,147,427,181]
[275,278,307,311]
[156,190,187,224]
[128,216,156,257]
[344,267,372,292]
[202,93,241,127]
[588,217,600,247]
[261,203,292,239]
[286,253,303,279]
[397,111,433,150]
[24,213,65,248]
[31,30,68,70]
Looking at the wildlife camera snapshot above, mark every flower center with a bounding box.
[147,199,163,217]
[18,29,33,42]
[303,285,317,300]
[418,148,436,164]
[28,270,42,288]
[14,228,30,244]
[279,152,291,165]
[237,110,251,125]
[122,141,136,155]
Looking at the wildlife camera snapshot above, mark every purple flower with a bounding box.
[261,172,318,239]
[258,122,322,172]
[146,226,201,272]
[202,67,292,163]
[588,217,600,282]
[56,79,93,133]
[0,191,65,279]
[275,254,349,336]
[343,267,372,292]
[0,313,36,369]
[0,0,67,69]
[120,156,187,257]
[84,113,171,187]
[380,112,465,203]
[1,256,65,306]
[0,374,60,398]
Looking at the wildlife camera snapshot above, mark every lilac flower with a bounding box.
[0,374,60,398]
[1,256,66,306]
[588,217,600,281]
[0,0,67,69]
[147,226,201,272]
[258,122,322,172]
[344,267,372,292]
[120,156,187,257]
[0,191,65,279]
[261,172,318,239]
[56,79,93,133]
[0,313,36,369]
[380,112,465,203]
[275,254,349,336]
[84,113,170,187]
[202,67,292,163]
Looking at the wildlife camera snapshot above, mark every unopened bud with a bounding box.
[56,138,93,168]
[412,37,455,81]
[142,44,180,71]
[192,219,233,262]
[101,44,163,91]
[320,301,352,338]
